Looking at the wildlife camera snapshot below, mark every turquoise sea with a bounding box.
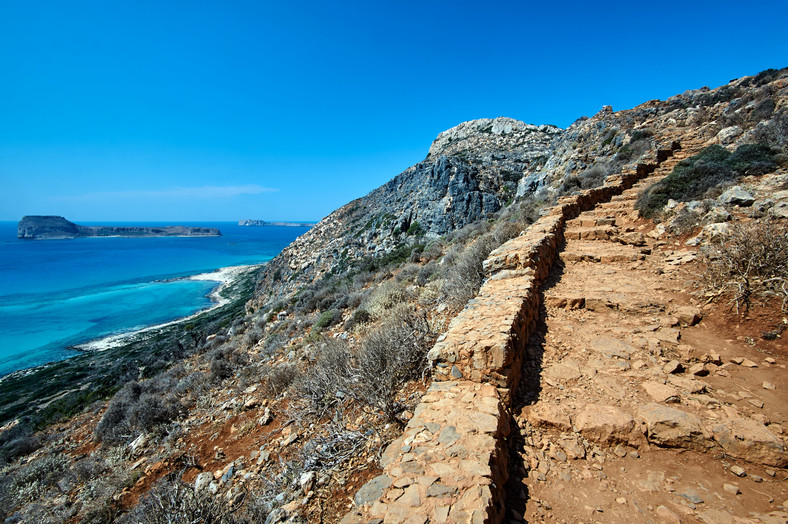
[0,222,309,377]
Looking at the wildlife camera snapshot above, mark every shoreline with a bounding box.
[0,261,262,426]
[72,264,260,352]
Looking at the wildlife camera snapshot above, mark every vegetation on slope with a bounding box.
[636,143,782,217]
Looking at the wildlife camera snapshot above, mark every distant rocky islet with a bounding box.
[238,219,316,227]
[17,215,222,239]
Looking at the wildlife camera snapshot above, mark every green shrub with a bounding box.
[352,309,370,325]
[601,128,618,147]
[726,143,779,174]
[405,221,424,236]
[629,128,654,142]
[616,130,653,162]
[313,310,338,331]
[636,144,780,217]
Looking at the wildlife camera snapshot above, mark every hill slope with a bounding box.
[1,67,786,524]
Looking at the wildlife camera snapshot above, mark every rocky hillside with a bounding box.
[1,68,786,524]
[252,68,788,312]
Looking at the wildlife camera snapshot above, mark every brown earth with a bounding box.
[510,146,788,523]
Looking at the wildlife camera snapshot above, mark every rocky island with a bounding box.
[17,215,222,239]
[238,219,316,227]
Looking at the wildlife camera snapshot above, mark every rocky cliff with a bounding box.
[17,216,222,239]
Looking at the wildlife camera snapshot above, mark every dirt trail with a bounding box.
[509,146,788,523]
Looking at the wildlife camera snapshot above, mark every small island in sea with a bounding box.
[238,218,316,227]
[17,215,222,239]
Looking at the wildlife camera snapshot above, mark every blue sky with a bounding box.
[1,1,786,222]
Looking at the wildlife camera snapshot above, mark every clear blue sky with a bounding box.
[1,1,786,222]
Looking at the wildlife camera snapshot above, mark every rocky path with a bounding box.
[510,150,788,523]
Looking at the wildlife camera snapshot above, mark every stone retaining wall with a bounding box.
[342,146,677,524]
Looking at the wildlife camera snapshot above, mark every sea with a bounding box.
[0,221,310,377]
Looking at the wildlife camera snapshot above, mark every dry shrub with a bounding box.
[700,219,788,314]
[294,338,352,415]
[353,305,433,425]
[242,327,263,348]
[0,423,43,465]
[262,363,299,397]
[300,427,368,472]
[118,478,249,524]
[294,306,433,425]
[360,279,412,319]
[94,380,182,443]
[441,235,498,311]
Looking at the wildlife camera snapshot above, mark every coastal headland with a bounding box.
[17,215,222,239]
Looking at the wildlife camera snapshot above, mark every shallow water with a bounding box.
[0,221,308,376]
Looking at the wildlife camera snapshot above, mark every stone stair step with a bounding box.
[570,216,616,228]
[544,293,668,314]
[611,194,636,203]
[596,201,632,210]
[562,242,648,264]
[564,225,617,241]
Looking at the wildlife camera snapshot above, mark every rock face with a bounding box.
[251,119,570,307]
[427,117,561,160]
[17,216,221,239]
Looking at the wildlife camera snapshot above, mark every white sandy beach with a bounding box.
[74,264,260,352]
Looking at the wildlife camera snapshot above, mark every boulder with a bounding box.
[526,404,572,431]
[698,509,739,524]
[711,417,788,467]
[574,404,635,445]
[701,206,731,224]
[663,360,683,374]
[719,186,755,207]
[674,306,702,326]
[299,471,316,494]
[638,403,713,451]
[259,407,274,425]
[588,337,636,359]
[642,382,680,403]
[771,200,788,219]
[194,472,213,492]
[656,505,682,524]
[716,125,743,145]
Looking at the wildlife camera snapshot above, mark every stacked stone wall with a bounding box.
[342,146,677,524]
